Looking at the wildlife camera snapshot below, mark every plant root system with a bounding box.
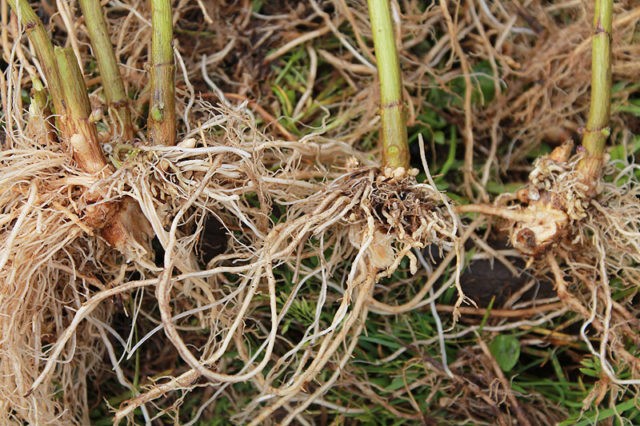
[3,0,640,424]
[460,152,640,410]
[2,92,461,423]
[113,162,460,424]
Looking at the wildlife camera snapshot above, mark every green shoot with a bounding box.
[578,0,613,186]
[148,0,176,146]
[78,0,134,140]
[367,0,410,170]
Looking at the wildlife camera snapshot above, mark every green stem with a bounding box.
[578,0,613,184]
[148,0,176,146]
[7,0,65,120]
[55,47,108,174]
[367,0,409,170]
[78,0,134,140]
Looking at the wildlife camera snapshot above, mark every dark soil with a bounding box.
[461,257,555,308]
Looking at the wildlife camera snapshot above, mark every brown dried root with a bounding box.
[2,95,462,424]
[0,136,128,424]
[0,100,330,424]
[114,164,461,425]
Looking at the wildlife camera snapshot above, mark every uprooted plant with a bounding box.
[112,0,463,422]
[458,0,640,400]
[1,0,463,423]
[458,0,614,256]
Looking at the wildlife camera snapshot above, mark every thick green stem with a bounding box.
[55,47,108,174]
[578,0,613,184]
[78,0,134,140]
[7,0,65,119]
[148,0,176,146]
[367,0,409,170]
